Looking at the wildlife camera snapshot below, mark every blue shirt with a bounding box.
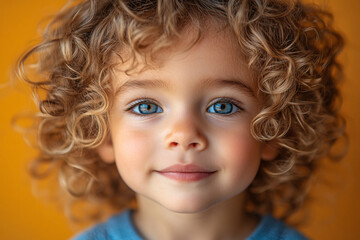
[73,209,308,240]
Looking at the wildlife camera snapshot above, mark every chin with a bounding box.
[158,196,219,214]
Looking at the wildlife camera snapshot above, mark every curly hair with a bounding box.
[16,0,345,223]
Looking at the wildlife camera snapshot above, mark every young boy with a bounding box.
[16,0,345,239]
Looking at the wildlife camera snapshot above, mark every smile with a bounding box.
[155,164,217,182]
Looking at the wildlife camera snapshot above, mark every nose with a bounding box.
[164,115,207,152]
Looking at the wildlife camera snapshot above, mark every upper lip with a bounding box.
[156,164,216,173]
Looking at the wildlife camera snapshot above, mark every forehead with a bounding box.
[114,19,243,68]
[111,23,256,95]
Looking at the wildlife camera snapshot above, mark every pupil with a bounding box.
[214,102,232,114]
[140,103,155,113]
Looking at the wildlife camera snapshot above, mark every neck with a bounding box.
[133,194,259,240]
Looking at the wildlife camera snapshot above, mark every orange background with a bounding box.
[0,0,359,239]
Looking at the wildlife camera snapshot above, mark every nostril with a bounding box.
[190,143,197,148]
[167,141,203,150]
[170,142,178,147]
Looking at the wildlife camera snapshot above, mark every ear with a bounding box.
[261,140,279,161]
[96,134,115,163]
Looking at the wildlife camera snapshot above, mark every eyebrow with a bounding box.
[115,79,169,96]
[202,78,255,97]
[115,78,254,97]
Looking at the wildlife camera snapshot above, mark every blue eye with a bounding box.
[132,102,163,115]
[207,101,241,115]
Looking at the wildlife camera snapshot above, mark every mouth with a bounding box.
[155,164,217,182]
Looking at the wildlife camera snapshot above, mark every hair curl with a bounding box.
[16,0,345,223]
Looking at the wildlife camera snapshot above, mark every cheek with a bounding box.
[216,128,262,181]
[112,128,155,184]
[115,130,151,160]
[220,128,261,159]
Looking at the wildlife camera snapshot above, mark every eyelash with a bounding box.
[125,97,244,117]
[125,98,161,115]
[208,97,244,114]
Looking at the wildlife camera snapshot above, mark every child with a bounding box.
[16,0,345,239]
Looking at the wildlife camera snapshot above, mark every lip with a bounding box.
[155,164,217,182]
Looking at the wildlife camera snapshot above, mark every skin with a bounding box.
[98,25,278,240]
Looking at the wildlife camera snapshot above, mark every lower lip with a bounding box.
[156,172,216,182]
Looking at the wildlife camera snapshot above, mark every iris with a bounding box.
[133,103,163,114]
[208,102,236,114]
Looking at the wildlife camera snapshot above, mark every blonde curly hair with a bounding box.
[16,0,345,223]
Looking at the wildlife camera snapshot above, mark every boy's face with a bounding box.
[98,27,277,213]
